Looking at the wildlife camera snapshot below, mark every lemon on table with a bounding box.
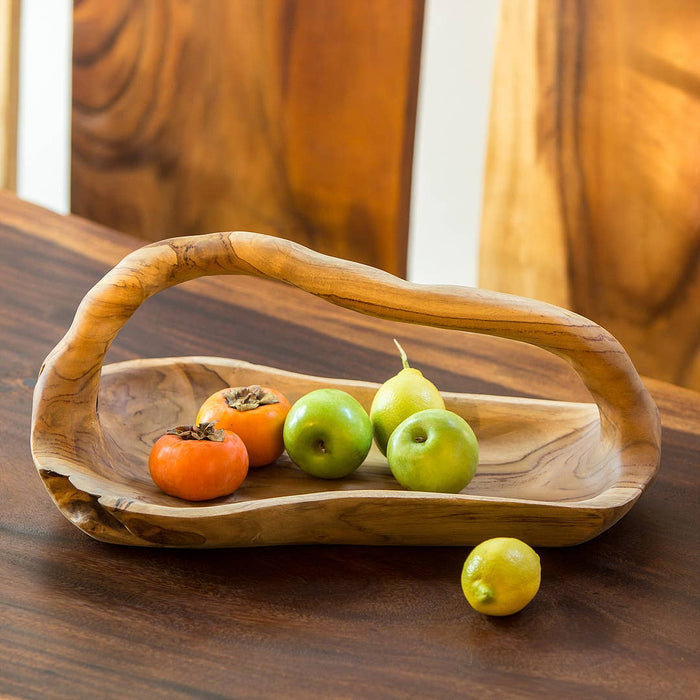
[461,537,541,616]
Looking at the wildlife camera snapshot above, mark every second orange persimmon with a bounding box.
[196,385,291,467]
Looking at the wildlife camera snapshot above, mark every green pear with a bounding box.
[370,340,445,456]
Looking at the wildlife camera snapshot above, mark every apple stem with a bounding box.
[393,339,410,370]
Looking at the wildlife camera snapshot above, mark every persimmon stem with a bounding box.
[224,385,279,411]
[166,423,225,442]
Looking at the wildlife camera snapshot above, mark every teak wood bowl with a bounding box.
[31,232,661,547]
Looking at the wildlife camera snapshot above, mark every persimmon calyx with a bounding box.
[224,385,279,412]
[166,422,225,442]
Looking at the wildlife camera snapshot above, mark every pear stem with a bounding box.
[393,339,410,370]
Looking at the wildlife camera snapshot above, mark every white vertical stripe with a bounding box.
[407,0,499,286]
[16,0,72,214]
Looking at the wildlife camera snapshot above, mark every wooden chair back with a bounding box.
[70,0,424,277]
[479,0,700,389]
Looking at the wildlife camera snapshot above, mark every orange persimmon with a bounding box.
[149,423,249,501]
[196,385,291,467]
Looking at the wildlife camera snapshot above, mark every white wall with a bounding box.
[16,0,498,285]
[16,0,72,214]
[407,0,499,287]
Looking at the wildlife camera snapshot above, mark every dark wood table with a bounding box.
[1,191,698,698]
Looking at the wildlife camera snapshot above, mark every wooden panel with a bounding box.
[480,0,700,389]
[0,0,19,189]
[71,0,424,276]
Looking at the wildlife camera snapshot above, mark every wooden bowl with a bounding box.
[31,232,661,547]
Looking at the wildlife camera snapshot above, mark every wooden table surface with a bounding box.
[1,191,698,698]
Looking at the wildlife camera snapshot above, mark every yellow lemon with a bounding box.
[461,537,541,616]
[370,340,445,456]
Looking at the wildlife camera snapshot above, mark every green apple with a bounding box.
[387,408,478,493]
[283,388,372,479]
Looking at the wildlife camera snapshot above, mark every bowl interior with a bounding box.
[95,357,611,508]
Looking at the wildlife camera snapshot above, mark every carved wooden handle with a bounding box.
[34,231,660,467]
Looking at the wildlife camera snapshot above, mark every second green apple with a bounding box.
[387,409,478,493]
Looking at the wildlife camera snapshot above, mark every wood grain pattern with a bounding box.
[2,191,698,697]
[31,229,660,547]
[71,0,424,276]
[480,0,700,389]
[0,0,19,189]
